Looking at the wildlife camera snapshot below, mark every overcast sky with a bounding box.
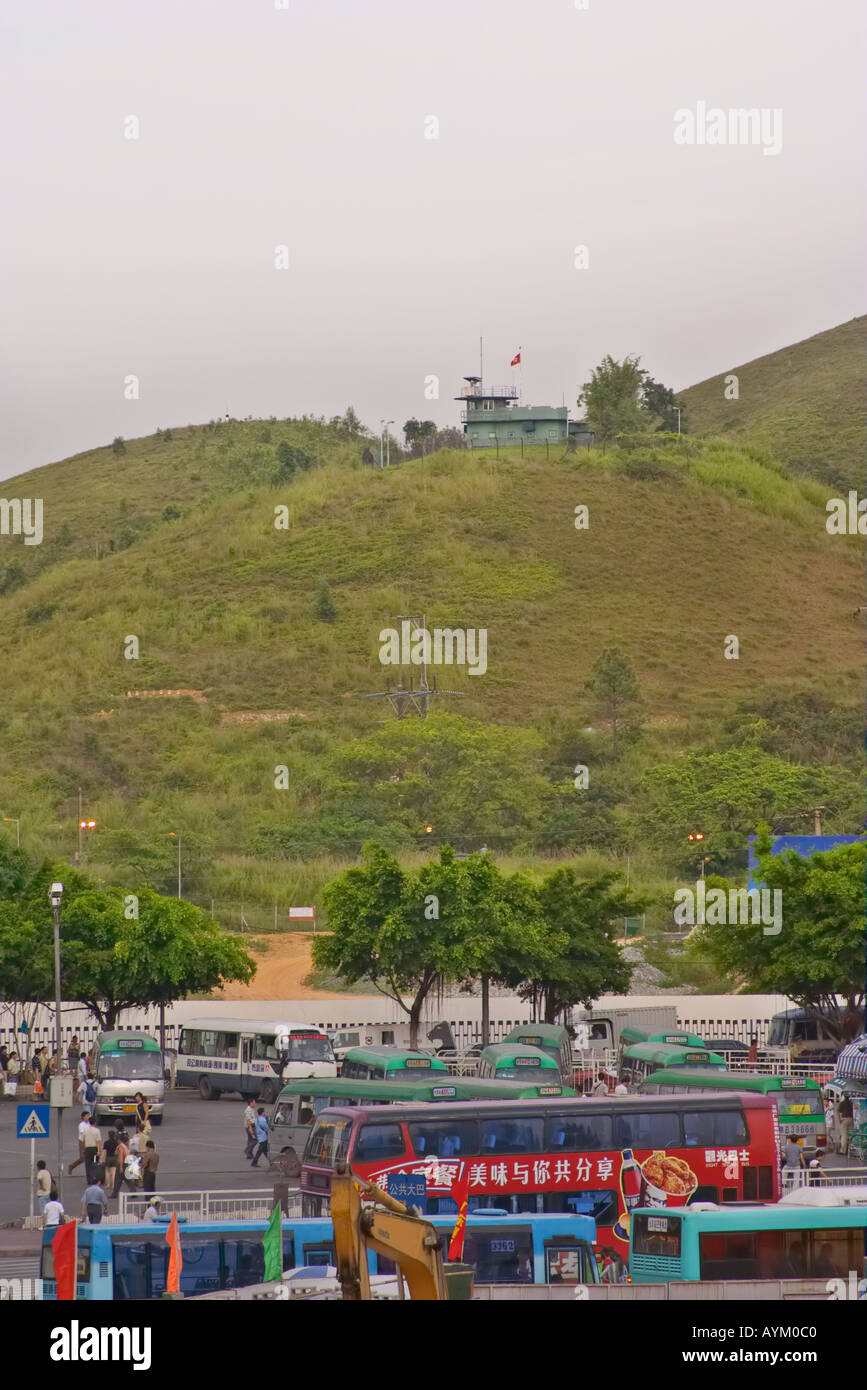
[2,0,864,480]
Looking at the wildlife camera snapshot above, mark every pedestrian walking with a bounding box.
[250,1107,270,1168]
[783,1136,805,1186]
[43,1197,65,1228]
[122,1149,143,1193]
[67,1036,80,1071]
[81,1116,103,1181]
[81,1178,109,1225]
[0,1043,8,1091]
[243,1098,257,1158]
[68,1111,91,1174]
[5,1052,20,1096]
[76,1054,88,1087]
[141,1140,160,1193]
[747,1036,759,1065]
[134,1092,151,1137]
[103,1128,121,1196]
[83,1074,97,1108]
[838,1096,854,1156]
[36,1160,53,1214]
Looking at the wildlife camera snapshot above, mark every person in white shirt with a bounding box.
[43,1198,65,1227]
[36,1160,53,1213]
[243,1100,257,1159]
[614,1081,628,1095]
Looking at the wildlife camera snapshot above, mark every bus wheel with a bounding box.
[259,1080,277,1104]
[198,1076,217,1101]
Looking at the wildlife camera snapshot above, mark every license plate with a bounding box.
[122,1105,136,1112]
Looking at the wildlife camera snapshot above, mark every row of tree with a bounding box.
[0,847,255,1031]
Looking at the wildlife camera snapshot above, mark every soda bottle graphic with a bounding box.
[620,1148,642,1212]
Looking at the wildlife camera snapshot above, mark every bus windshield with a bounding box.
[780,1089,824,1115]
[493,1067,553,1082]
[287,1037,333,1063]
[98,1052,163,1081]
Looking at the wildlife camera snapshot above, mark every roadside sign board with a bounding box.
[386,1173,426,1204]
[50,1076,74,1108]
[17,1104,50,1138]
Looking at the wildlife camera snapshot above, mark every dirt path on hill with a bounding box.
[216,932,364,1000]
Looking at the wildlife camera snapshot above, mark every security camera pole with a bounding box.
[49,881,64,1200]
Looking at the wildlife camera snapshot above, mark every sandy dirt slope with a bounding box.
[216,932,364,1000]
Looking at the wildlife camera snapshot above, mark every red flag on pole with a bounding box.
[166,1211,183,1293]
[52,1219,78,1301]
[510,351,521,366]
[447,1169,470,1261]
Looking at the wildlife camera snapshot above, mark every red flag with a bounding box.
[52,1219,77,1301]
[166,1211,183,1293]
[510,351,521,366]
[447,1170,470,1261]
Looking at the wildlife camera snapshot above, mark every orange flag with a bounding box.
[447,1170,470,1261]
[165,1211,183,1293]
[52,1219,77,1301]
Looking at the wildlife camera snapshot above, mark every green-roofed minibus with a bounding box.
[617,1027,708,1078]
[620,1042,727,1089]
[92,1031,165,1125]
[639,1068,827,1155]
[477,1043,562,1085]
[339,1046,449,1082]
[268,1075,577,1153]
[501,1024,573,1084]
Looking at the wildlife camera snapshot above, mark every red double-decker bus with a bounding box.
[300,1094,780,1258]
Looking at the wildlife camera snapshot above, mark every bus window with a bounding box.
[354,1123,405,1163]
[253,1035,280,1061]
[409,1118,478,1158]
[224,1240,265,1288]
[614,1110,680,1149]
[682,1109,748,1147]
[199,1031,218,1057]
[545,1243,589,1283]
[480,1116,543,1155]
[743,1165,775,1200]
[41,1242,91,1283]
[303,1244,335,1265]
[780,1089,824,1115]
[304,1117,352,1166]
[215,1032,239,1059]
[178,1238,222,1295]
[634,1214,683,1260]
[112,1241,155,1300]
[464,1227,533,1282]
[545,1113,613,1151]
[544,1190,618,1226]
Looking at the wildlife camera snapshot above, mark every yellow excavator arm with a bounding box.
[330,1162,447,1300]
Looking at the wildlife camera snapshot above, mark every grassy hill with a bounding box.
[679,315,866,491]
[0,415,862,938]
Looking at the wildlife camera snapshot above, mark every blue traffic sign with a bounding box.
[17,1104,50,1139]
[386,1172,426,1204]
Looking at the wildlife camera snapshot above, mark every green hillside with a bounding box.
[0,416,862,935]
[679,315,866,491]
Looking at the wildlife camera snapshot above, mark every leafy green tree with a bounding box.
[313,843,549,1045]
[340,407,365,436]
[689,828,865,1041]
[403,419,437,452]
[585,648,643,756]
[0,863,255,1029]
[642,377,684,432]
[111,436,126,456]
[314,583,338,623]
[274,442,313,481]
[635,747,850,873]
[516,867,637,1022]
[578,355,649,443]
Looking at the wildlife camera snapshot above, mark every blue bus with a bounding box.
[40,1211,598,1298]
[629,1203,867,1282]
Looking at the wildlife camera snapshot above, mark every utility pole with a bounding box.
[49,883,64,1201]
[78,787,82,863]
[481,975,490,1048]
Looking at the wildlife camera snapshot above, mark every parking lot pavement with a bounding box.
[0,1090,280,1225]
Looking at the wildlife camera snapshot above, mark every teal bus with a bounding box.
[620,1042,727,1088]
[638,1068,826,1154]
[629,1202,867,1282]
[477,1043,562,1086]
[340,1047,449,1082]
[269,1075,576,1152]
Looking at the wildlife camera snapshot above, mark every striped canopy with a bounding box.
[836,1034,867,1079]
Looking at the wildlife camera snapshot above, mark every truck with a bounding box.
[568,1004,679,1057]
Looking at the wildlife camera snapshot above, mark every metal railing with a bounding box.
[114,1188,302,1223]
[781,1167,867,1193]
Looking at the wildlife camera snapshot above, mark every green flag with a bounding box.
[263,1201,283,1282]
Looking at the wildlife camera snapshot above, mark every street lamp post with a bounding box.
[2,816,20,847]
[49,882,64,1200]
[379,419,386,469]
[385,420,395,468]
[674,406,682,435]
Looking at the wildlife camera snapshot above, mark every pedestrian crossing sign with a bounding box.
[17,1104,50,1138]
